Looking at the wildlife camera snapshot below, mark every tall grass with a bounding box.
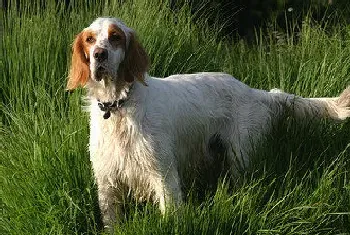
[1,0,349,234]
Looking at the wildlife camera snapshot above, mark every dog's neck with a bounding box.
[96,84,134,119]
[86,78,133,103]
[86,78,134,119]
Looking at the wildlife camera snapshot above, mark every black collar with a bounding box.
[97,84,133,119]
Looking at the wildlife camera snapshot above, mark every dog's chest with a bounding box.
[88,107,156,194]
[89,110,132,170]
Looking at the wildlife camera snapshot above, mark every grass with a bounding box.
[1,0,349,234]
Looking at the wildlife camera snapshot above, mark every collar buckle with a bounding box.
[97,84,133,119]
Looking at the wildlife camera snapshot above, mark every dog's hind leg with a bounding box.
[219,122,266,178]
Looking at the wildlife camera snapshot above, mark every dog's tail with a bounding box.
[269,86,350,121]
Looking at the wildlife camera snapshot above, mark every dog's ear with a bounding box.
[66,32,90,90]
[120,33,149,84]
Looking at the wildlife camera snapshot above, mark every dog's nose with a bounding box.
[93,48,108,62]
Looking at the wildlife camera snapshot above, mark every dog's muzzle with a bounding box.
[95,66,108,81]
[93,48,109,81]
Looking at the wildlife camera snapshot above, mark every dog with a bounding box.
[66,17,350,229]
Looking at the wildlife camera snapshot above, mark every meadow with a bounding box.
[1,0,349,234]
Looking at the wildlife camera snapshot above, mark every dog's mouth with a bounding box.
[95,66,109,81]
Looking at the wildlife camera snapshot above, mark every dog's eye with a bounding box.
[86,36,95,43]
[110,34,121,42]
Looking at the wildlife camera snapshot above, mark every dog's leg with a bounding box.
[151,166,183,214]
[220,126,259,177]
[224,140,251,178]
[96,178,125,231]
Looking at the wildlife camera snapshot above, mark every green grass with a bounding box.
[1,0,349,234]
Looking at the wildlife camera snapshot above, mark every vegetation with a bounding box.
[1,0,349,234]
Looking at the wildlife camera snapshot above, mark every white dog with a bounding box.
[67,17,350,229]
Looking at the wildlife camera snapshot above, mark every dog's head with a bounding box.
[66,17,149,90]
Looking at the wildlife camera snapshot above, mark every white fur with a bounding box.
[74,18,350,229]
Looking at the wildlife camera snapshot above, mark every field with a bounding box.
[1,0,350,234]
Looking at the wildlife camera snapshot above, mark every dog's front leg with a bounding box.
[96,179,125,231]
[151,165,183,214]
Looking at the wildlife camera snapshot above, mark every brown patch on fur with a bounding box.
[108,24,126,50]
[118,33,149,84]
[66,31,95,90]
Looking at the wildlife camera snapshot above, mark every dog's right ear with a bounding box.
[66,32,90,91]
[120,33,149,85]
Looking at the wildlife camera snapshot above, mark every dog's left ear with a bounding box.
[120,33,149,84]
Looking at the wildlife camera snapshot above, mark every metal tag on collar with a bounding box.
[98,101,112,119]
[103,111,111,119]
